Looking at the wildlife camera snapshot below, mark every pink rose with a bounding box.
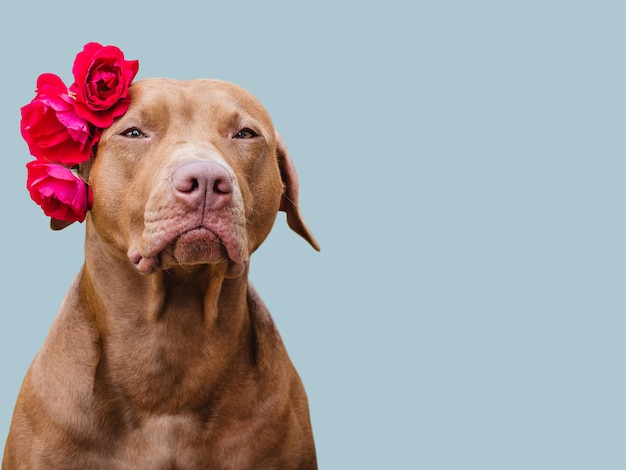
[70,42,139,128]
[26,161,92,223]
[20,73,96,165]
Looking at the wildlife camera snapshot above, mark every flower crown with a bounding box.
[21,42,139,224]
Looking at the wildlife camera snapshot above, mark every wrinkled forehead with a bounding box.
[118,78,275,133]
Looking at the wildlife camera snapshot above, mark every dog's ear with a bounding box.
[50,218,74,231]
[276,132,320,251]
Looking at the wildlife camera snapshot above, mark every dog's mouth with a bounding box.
[170,227,224,264]
[128,226,246,276]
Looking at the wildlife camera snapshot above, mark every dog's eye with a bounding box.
[121,128,145,139]
[234,128,258,139]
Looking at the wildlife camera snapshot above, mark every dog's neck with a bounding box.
[82,246,249,325]
[78,222,253,412]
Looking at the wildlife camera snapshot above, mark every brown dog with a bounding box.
[3,79,319,469]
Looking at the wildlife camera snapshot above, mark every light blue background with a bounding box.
[1,1,624,468]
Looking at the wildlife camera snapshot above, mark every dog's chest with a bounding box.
[110,413,258,469]
[113,414,212,467]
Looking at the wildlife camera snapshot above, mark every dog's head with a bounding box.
[61,78,318,276]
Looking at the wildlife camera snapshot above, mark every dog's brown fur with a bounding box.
[3,79,319,469]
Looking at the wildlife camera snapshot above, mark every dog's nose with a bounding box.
[172,161,233,210]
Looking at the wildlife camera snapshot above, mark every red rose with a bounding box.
[26,161,92,223]
[20,73,96,165]
[70,42,139,128]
